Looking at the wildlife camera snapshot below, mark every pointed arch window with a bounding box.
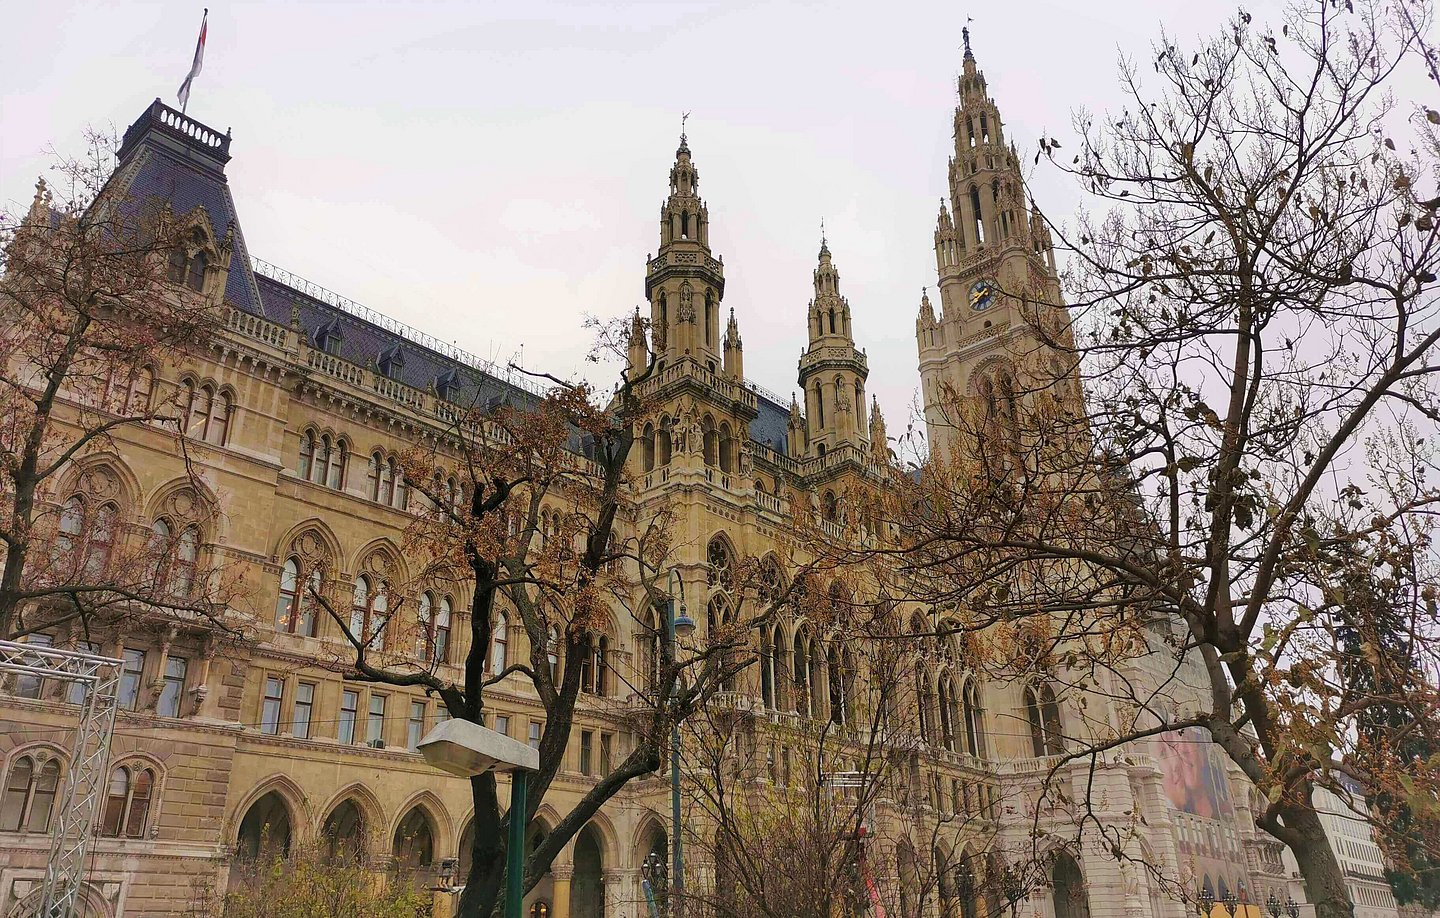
[1,755,61,834]
[1025,684,1064,757]
[642,423,656,472]
[100,765,154,838]
[489,613,509,675]
[579,633,609,695]
[657,416,673,466]
[642,604,662,691]
[760,625,776,709]
[350,574,389,648]
[298,431,315,480]
[962,681,987,757]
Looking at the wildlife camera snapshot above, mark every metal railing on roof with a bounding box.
[746,378,792,408]
[249,256,547,398]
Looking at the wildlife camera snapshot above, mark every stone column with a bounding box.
[192,635,218,718]
[603,868,636,918]
[146,625,176,712]
[551,863,574,918]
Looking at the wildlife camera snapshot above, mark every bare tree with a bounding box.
[811,3,1440,918]
[0,132,237,643]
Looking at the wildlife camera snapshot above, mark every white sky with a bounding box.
[0,0,1343,431]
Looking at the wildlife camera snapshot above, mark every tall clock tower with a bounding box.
[916,29,1070,461]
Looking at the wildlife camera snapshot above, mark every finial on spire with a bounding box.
[819,218,830,258]
[681,110,691,145]
[963,21,974,60]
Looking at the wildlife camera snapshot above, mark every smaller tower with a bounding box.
[722,308,743,381]
[797,236,870,457]
[627,307,649,378]
[868,395,889,465]
[786,394,807,457]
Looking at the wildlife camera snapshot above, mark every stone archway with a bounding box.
[1052,852,1091,918]
[571,824,605,918]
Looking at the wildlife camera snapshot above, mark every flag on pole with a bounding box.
[177,9,208,113]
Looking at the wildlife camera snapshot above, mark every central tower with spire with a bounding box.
[917,28,1069,461]
[646,130,727,374]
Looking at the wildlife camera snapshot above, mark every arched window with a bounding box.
[0,755,61,834]
[350,575,389,648]
[706,536,734,592]
[186,250,207,292]
[718,423,735,473]
[962,681,986,757]
[793,629,811,717]
[166,523,200,599]
[642,604,662,691]
[657,417,673,466]
[490,613,509,674]
[392,807,435,872]
[434,596,452,665]
[390,458,407,509]
[707,594,735,692]
[208,390,231,445]
[938,675,958,752]
[702,417,718,467]
[1025,684,1064,757]
[327,438,346,489]
[546,625,559,683]
[322,800,365,864]
[821,491,838,523]
[275,557,319,637]
[416,592,433,662]
[760,626,776,708]
[828,646,849,726]
[237,791,292,862]
[75,500,117,580]
[642,423,656,472]
[916,667,934,743]
[100,765,154,838]
[298,430,315,480]
[167,247,188,284]
[580,634,609,695]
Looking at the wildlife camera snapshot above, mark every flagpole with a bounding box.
[179,8,208,115]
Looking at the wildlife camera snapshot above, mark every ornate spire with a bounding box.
[869,395,889,465]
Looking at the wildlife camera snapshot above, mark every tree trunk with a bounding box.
[1283,802,1354,918]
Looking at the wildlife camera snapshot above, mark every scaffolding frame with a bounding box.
[0,639,121,918]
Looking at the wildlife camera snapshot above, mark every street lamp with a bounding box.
[417,717,540,918]
[666,569,695,918]
[1285,898,1300,918]
[1198,887,1216,918]
[642,851,669,918]
[1267,893,1281,918]
[1222,891,1239,918]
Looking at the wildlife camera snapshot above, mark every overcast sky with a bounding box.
[1,0,1346,430]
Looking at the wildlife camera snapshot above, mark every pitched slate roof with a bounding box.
[109,99,795,450]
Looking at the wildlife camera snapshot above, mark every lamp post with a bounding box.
[642,851,668,918]
[666,569,696,918]
[417,718,540,918]
[1222,891,1239,918]
[1267,893,1281,918]
[1285,898,1300,918]
[1198,887,1216,918]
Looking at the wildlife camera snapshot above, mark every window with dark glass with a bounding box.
[260,677,284,735]
[293,682,315,739]
[339,689,359,744]
[156,656,188,718]
[0,755,61,834]
[117,649,145,711]
[407,701,426,751]
[367,694,387,746]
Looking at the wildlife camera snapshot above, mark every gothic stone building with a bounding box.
[0,40,1290,918]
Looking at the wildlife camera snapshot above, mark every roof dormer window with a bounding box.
[377,345,405,380]
[314,319,344,356]
[435,369,460,402]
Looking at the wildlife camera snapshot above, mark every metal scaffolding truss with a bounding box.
[0,639,121,918]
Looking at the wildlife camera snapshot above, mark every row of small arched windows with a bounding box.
[272,557,452,665]
[1,754,156,839]
[49,494,202,599]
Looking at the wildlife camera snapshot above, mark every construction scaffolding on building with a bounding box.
[0,639,121,918]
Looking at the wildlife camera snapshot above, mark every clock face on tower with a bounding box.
[970,279,998,312]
